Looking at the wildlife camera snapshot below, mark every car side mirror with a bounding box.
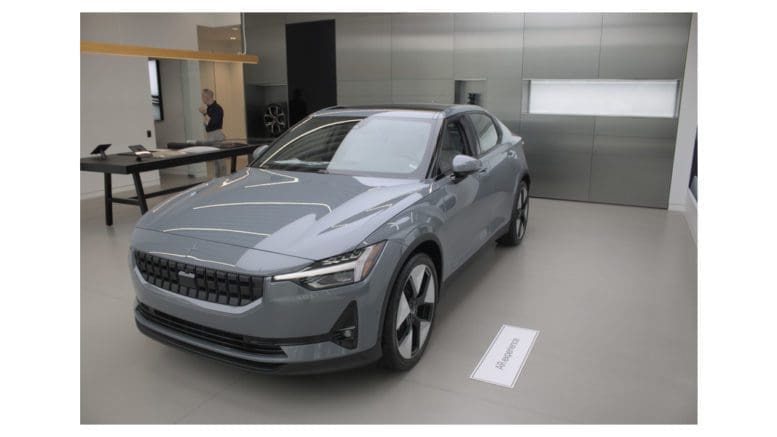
[251,145,269,161]
[451,154,483,178]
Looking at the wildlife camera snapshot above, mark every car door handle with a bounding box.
[477,167,487,174]
[507,150,517,159]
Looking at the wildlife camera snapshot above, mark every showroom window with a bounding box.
[525,79,680,118]
[148,59,163,121]
[468,113,499,154]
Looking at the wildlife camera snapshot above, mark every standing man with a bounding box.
[198,89,227,176]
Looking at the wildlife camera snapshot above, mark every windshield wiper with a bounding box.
[263,162,330,174]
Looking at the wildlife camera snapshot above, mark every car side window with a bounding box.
[437,120,469,175]
[467,113,499,155]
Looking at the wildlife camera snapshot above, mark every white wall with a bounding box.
[669,14,698,212]
[81,53,159,198]
[181,61,206,143]
[80,13,241,197]
[80,13,241,50]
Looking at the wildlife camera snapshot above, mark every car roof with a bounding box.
[313,103,485,118]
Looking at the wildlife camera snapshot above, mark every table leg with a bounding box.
[104,173,113,226]
[132,172,149,214]
[231,155,237,173]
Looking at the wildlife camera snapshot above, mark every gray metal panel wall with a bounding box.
[599,13,691,79]
[519,12,690,208]
[588,118,678,207]
[391,79,454,104]
[390,14,454,80]
[522,13,602,79]
[336,14,391,81]
[587,14,689,207]
[241,12,692,208]
[335,14,392,105]
[243,14,287,85]
[520,13,601,202]
[453,13,524,128]
[521,115,595,201]
[453,13,523,79]
[590,135,676,207]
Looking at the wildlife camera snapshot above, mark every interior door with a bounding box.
[285,20,337,125]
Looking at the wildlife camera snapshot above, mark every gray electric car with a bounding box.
[130,104,530,374]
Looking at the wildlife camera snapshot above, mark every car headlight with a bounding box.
[272,241,386,290]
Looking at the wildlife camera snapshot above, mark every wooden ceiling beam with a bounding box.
[80,41,258,64]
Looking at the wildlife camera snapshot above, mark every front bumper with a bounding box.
[129,230,402,374]
[135,306,382,374]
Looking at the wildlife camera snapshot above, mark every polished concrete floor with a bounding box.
[81,177,697,424]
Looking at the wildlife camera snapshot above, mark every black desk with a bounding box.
[81,144,259,226]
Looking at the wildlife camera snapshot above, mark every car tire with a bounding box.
[380,253,438,371]
[497,180,529,246]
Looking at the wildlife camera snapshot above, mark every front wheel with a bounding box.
[380,254,438,371]
[497,180,529,246]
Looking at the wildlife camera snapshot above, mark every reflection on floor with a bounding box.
[81,179,697,424]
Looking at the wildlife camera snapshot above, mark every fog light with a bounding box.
[330,301,358,349]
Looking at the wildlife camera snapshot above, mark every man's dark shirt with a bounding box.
[205,101,224,132]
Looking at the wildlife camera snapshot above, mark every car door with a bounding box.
[465,112,517,237]
[431,115,489,275]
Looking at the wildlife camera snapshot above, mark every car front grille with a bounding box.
[133,250,263,306]
[136,303,286,356]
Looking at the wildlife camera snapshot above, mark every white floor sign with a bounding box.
[470,325,539,388]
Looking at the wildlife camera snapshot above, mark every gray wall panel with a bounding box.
[521,115,595,201]
[523,134,594,201]
[503,120,521,136]
[391,79,454,104]
[243,14,287,85]
[594,117,678,138]
[391,14,454,79]
[523,13,602,79]
[337,80,392,105]
[336,15,391,81]
[486,78,522,125]
[589,136,675,207]
[521,114,596,136]
[453,13,523,79]
[599,13,691,79]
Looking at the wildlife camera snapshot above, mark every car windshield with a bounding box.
[253,111,440,178]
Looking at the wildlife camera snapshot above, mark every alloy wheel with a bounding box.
[516,185,529,239]
[263,103,288,136]
[395,264,436,359]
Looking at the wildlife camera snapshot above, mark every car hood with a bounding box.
[136,167,430,261]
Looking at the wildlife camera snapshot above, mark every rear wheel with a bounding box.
[380,254,438,371]
[497,180,529,246]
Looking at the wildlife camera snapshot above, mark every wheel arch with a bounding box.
[404,238,443,284]
[376,234,444,344]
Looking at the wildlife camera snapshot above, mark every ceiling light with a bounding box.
[232,27,239,31]
[229,36,237,40]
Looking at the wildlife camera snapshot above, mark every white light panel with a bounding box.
[528,79,678,118]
